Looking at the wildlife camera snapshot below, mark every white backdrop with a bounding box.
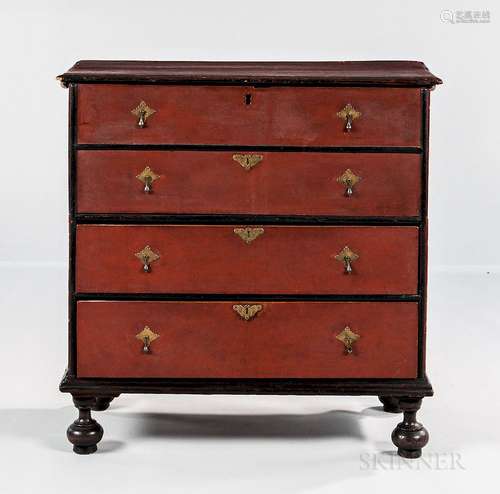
[0,2,498,492]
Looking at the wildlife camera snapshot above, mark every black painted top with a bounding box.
[58,60,442,87]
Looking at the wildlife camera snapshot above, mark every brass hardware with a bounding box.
[337,169,361,197]
[334,246,359,274]
[135,326,160,354]
[336,326,360,354]
[233,304,263,321]
[131,100,156,128]
[232,154,264,171]
[234,227,265,244]
[136,166,160,193]
[337,104,361,132]
[135,245,160,272]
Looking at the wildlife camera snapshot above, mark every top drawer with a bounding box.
[77,85,422,147]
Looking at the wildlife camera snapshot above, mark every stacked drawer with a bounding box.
[75,84,422,379]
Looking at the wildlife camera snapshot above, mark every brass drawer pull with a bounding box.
[135,245,160,272]
[232,154,263,171]
[337,104,361,132]
[136,326,160,354]
[337,169,361,197]
[335,246,359,274]
[234,227,264,244]
[136,166,160,193]
[336,326,360,354]
[131,100,156,128]
[233,304,263,321]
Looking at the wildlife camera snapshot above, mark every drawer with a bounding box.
[77,85,421,147]
[75,225,418,294]
[76,301,418,378]
[77,151,421,217]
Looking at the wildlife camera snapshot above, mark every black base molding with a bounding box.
[60,369,433,397]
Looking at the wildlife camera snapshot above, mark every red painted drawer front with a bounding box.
[77,85,421,146]
[77,151,421,216]
[75,225,418,294]
[76,301,418,378]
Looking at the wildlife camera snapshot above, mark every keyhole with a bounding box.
[244,93,252,105]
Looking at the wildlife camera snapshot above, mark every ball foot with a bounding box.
[379,396,402,413]
[67,396,104,455]
[391,397,429,459]
[92,395,118,412]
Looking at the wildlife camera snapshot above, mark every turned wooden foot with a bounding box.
[391,397,429,459]
[67,396,103,454]
[92,395,119,411]
[379,395,401,413]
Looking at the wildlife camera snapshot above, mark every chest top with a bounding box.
[58,60,442,86]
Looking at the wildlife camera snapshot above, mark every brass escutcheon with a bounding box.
[234,227,265,244]
[337,169,362,197]
[135,245,160,273]
[233,304,263,321]
[337,104,361,132]
[232,154,264,171]
[136,166,160,193]
[136,326,160,354]
[336,326,360,354]
[131,100,156,128]
[334,246,359,274]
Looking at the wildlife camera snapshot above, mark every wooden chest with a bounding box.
[58,61,441,457]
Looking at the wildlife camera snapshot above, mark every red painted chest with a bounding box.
[58,60,441,458]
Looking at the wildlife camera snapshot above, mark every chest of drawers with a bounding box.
[58,61,441,457]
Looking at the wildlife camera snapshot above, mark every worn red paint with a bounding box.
[75,225,419,294]
[77,85,421,146]
[77,301,418,378]
[77,150,421,216]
